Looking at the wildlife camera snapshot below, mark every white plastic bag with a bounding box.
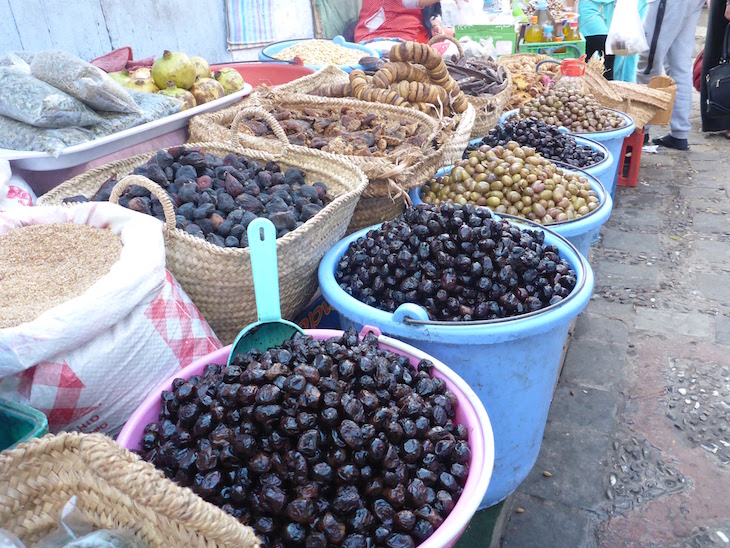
[606,0,649,56]
[0,161,36,212]
[0,203,221,435]
[454,0,491,25]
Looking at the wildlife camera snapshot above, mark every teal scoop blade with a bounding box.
[227,218,304,365]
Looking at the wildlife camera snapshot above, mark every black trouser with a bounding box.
[585,34,615,81]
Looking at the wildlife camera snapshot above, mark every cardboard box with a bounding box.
[455,24,517,57]
[647,75,677,125]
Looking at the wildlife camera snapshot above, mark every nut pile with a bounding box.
[0,223,122,329]
[63,146,331,245]
[465,118,604,168]
[238,105,431,156]
[140,328,469,548]
[272,40,365,66]
[335,203,578,321]
[423,143,600,224]
[516,88,626,133]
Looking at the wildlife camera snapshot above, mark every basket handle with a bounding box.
[428,34,464,60]
[109,174,176,231]
[231,106,290,148]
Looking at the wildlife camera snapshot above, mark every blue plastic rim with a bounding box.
[259,36,380,73]
[410,164,613,259]
[500,108,635,199]
[319,219,595,507]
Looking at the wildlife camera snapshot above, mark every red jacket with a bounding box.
[355,0,430,43]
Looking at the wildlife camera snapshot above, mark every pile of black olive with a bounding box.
[63,146,330,248]
[465,118,605,168]
[140,328,470,548]
[335,203,577,321]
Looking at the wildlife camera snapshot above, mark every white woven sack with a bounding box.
[0,203,221,435]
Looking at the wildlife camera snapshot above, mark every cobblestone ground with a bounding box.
[496,11,730,547]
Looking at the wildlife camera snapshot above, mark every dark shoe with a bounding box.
[643,131,650,145]
[653,134,689,150]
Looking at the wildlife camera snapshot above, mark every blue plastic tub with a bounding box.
[259,36,380,73]
[319,220,595,508]
[500,109,635,198]
[410,165,613,258]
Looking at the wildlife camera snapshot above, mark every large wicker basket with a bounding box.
[0,432,259,547]
[38,143,368,344]
[189,93,445,200]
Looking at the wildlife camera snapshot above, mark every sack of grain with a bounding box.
[0,203,221,435]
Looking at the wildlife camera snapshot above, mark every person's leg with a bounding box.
[637,0,686,141]
[604,54,615,80]
[655,0,705,148]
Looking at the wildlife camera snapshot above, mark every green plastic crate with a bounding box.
[455,25,517,57]
[517,38,586,59]
[0,398,48,452]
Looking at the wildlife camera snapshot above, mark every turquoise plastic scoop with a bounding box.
[227,218,304,365]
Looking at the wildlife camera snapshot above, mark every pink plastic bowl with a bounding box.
[117,326,494,548]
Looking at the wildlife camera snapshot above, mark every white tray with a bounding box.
[0,83,253,171]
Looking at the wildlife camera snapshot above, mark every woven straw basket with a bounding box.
[0,432,259,547]
[347,192,407,234]
[38,143,367,344]
[188,93,445,200]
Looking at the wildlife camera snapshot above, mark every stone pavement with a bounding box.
[490,12,730,548]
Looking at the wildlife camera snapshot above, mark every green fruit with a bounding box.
[151,50,196,90]
[158,81,197,111]
[108,70,131,86]
[214,68,245,95]
[190,78,224,105]
[190,56,211,82]
[123,78,160,94]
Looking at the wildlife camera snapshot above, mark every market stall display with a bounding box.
[117,326,494,548]
[39,144,368,344]
[318,205,594,507]
[0,432,259,547]
[0,203,220,435]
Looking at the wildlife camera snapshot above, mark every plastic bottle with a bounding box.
[542,25,554,43]
[525,16,543,43]
[534,0,556,37]
[564,20,581,41]
[554,56,588,93]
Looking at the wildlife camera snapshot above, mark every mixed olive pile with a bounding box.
[335,203,578,322]
[465,118,605,168]
[422,143,600,224]
[63,146,330,247]
[516,88,626,133]
[140,328,469,548]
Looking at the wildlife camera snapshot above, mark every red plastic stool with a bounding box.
[617,128,645,188]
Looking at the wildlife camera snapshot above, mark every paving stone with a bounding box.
[501,493,594,548]
[573,313,629,345]
[691,240,730,269]
[695,272,730,304]
[690,150,726,163]
[612,193,664,210]
[594,260,660,289]
[585,298,636,320]
[601,228,661,254]
[640,154,677,168]
[604,208,662,231]
[634,308,713,338]
[717,315,730,345]
[547,384,620,432]
[518,424,611,512]
[693,212,730,234]
[561,340,627,391]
